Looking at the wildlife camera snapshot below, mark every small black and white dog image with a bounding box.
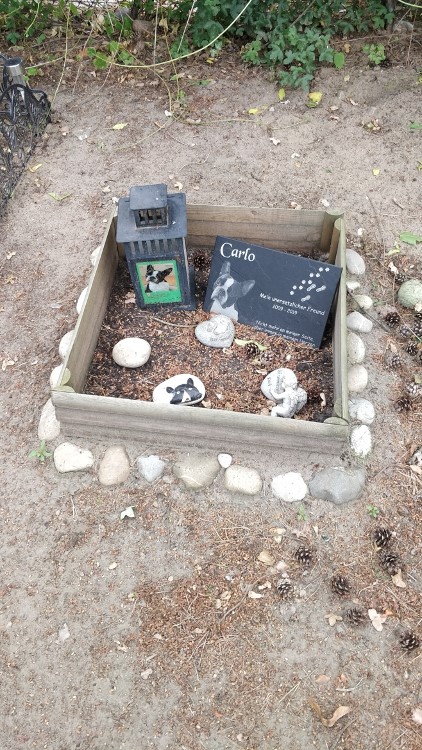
[166,377,202,405]
[145,264,173,293]
[210,260,255,321]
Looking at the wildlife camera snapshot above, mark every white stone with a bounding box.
[352,294,373,311]
[54,442,94,473]
[348,397,375,425]
[59,330,75,361]
[350,425,372,458]
[271,472,308,502]
[224,465,262,495]
[38,398,60,441]
[346,280,361,292]
[261,368,298,400]
[112,338,151,368]
[397,279,422,309]
[195,315,235,348]
[348,364,368,393]
[346,311,373,333]
[347,332,366,364]
[76,286,88,315]
[218,453,232,469]
[346,248,366,275]
[49,364,70,389]
[98,446,130,486]
[137,455,166,483]
[153,374,205,406]
[90,245,101,266]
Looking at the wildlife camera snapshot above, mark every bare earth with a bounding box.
[1,35,422,750]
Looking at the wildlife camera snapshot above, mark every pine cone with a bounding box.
[406,342,418,357]
[413,319,422,337]
[405,382,422,399]
[379,550,401,576]
[395,396,412,413]
[277,579,294,599]
[245,342,260,359]
[374,527,392,549]
[398,324,413,339]
[331,575,351,596]
[399,630,420,652]
[386,352,403,370]
[384,311,400,327]
[294,545,313,566]
[345,607,366,626]
[259,349,274,365]
[395,271,406,284]
[415,310,422,322]
[193,252,208,271]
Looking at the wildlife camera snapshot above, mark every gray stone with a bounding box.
[195,315,235,348]
[112,337,151,368]
[351,424,372,458]
[224,465,263,495]
[137,455,166,483]
[348,364,368,393]
[352,294,373,311]
[38,398,60,441]
[346,248,365,275]
[397,279,422,309]
[346,280,361,292]
[346,312,373,333]
[153,374,205,405]
[309,466,366,505]
[54,442,94,473]
[347,332,365,364]
[348,397,375,425]
[173,455,220,490]
[271,472,308,502]
[98,446,131,486]
[59,330,75,361]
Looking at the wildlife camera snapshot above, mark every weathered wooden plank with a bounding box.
[59,212,118,392]
[53,391,349,453]
[332,218,348,420]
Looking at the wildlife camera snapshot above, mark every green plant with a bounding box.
[297,504,307,522]
[367,504,381,519]
[363,43,386,66]
[29,440,52,462]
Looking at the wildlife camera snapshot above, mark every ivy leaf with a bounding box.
[278,87,286,101]
[112,122,128,130]
[399,231,422,245]
[48,192,72,202]
[409,121,422,130]
[372,168,380,176]
[333,52,345,70]
[234,338,267,351]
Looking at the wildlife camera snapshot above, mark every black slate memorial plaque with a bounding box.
[203,236,342,348]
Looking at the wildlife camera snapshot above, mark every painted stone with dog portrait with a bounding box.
[152,374,205,406]
[195,315,235,349]
[203,236,342,348]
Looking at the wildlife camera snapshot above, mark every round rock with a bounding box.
[224,465,263,495]
[271,472,308,502]
[217,453,232,469]
[90,245,101,266]
[308,466,366,505]
[261,368,298,401]
[54,442,94,473]
[98,446,131,486]
[346,311,373,333]
[195,315,235,348]
[153,374,205,406]
[59,330,75,361]
[346,280,361,292]
[348,397,375,425]
[351,424,372,458]
[76,286,88,315]
[137,455,166,483]
[348,364,368,393]
[173,455,220,490]
[112,338,151,368]
[50,365,71,389]
[346,248,366,275]
[352,294,373,311]
[347,332,365,364]
[397,279,422,309]
[38,398,60,441]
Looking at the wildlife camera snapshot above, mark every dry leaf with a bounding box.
[344,42,351,53]
[1,358,15,371]
[410,464,422,476]
[257,550,275,566]
[173,181,183,191]
[309,698,351,727]
[108,562,118,570]
[316,674,331,684]
[391,570,406,588]
[326,612,342,626]
[269,137,280,145]
[6,251,16,259]
[412,707,422,725]
[348,98,359,106]
[372,168,380,176]
[368,608,387,631]
[28,163,42,172]
[248,590,264,599]
[112,122,128,130]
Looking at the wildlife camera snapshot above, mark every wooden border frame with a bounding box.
[52,205,349,453]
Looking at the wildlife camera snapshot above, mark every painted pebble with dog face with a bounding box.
[195,315,235,349]
[153,374,205,406]
[112,337,151,368]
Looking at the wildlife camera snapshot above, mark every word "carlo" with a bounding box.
[220,242,255,262]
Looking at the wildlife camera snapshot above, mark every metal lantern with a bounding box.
[116,183,196,311]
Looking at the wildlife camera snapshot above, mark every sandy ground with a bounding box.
[1,34,422,750]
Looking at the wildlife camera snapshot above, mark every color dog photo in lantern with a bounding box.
[136,260,182,306]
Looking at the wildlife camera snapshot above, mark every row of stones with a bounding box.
[51,442,366,505]
[344,247,376,459]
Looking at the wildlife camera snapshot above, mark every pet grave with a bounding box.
[51,202,348,454]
